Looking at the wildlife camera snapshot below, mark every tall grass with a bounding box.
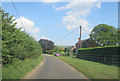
[2,54,44,79]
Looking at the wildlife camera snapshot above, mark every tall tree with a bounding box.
[118,28,120,45]
[90,24,118,46]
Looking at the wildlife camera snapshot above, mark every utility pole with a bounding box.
[79,26,82,48]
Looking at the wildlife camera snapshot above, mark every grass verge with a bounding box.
[56,56,118,79]
[2,54,44,79]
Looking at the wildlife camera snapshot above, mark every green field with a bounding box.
[2,54,44,79]
[57,56,118,79]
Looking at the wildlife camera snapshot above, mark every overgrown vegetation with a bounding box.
[1,8,42,65]
[57,56,118,79]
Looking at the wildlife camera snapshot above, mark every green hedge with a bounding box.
[77,45,120,66]
[1,8,42,65]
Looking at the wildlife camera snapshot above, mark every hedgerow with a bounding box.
[77,45,120,66]
[1,8,42,65]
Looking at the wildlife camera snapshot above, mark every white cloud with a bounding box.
[56,41,74,46]
[13,17,41,41]
[62,15,91,31]
[41,0,60,3]
[56,2,101,16]
[13,17,40,34]
[55,1,101,39]
[1,0,118,2]
[96,2,101,8]
[31,35,50,41]
[40,36,50,40]
[32,35,38,40]
[31,28,40,34]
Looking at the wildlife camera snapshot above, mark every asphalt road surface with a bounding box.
[25,55,86,79]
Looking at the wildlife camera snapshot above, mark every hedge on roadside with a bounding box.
[76,45,120,66]
[1,8,43,65]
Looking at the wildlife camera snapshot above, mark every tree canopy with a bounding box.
[90,24,118,46]
[118,28,120,44]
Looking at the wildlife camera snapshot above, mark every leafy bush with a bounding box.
[59,51,64,56]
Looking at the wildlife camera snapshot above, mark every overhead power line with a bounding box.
[11,0,25,31]
[55,27,79,41]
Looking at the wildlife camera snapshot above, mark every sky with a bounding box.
[2,1,118,46]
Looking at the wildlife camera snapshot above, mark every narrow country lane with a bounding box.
[25,55,87,79]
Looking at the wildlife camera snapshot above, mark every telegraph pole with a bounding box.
[79,26,82,48]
